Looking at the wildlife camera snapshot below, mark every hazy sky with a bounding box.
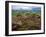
[12,5,41,10]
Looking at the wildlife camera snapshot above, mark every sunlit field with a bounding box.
[12,5,41,31]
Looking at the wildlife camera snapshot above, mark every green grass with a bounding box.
[12,11,40,16]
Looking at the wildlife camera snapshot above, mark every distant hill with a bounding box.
[32,7,41,13]
[12,7,41,14]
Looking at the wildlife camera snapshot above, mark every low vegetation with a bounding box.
[12,12,41,31]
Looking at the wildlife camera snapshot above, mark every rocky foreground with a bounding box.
[12,15,41,31]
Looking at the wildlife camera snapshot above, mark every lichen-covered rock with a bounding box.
[12,14,41,31]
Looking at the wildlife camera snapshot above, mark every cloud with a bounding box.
[12,5,32,10]
[12,5,41,10]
